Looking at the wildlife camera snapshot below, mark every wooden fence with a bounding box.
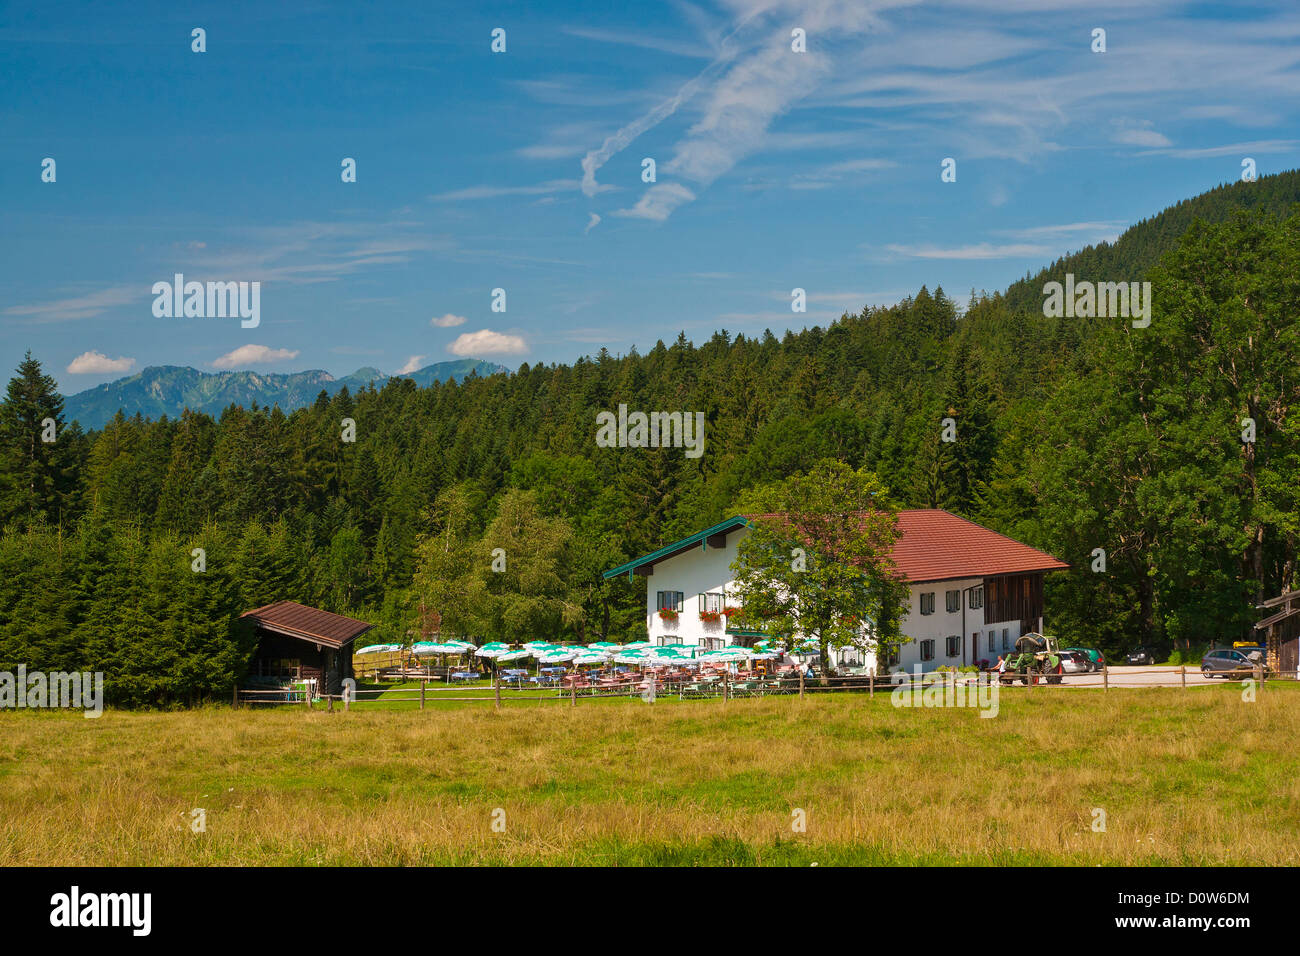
[232,663,1289,710]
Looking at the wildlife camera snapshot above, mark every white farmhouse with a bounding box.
[603,510,1069,673]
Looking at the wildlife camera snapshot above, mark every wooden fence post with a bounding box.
[869,668,875,699]
[420,679,426,710]
[570,681,576,707]
[798,670,805,699]
[344,689,350,713]
[232,686,238,709]
[723,672,729,704]
[1180,665,1186,689]
[305,684,311,710]
[494,674,501,710]
[327,692,334,713]
[1103,664,1109,692]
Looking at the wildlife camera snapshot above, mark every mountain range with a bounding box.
[63,358,508,429]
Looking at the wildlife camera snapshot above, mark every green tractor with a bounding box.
[1001,632,1064,685]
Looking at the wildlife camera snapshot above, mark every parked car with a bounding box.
[1126,645,1167,665]
[1057,650,1092,675]
[1064,646,1105,672]
[1201,648,1268,678]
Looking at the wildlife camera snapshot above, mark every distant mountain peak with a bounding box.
[63,358,510,429]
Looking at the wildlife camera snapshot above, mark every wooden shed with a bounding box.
[240,601,374,696]
[1254,590,1300,677]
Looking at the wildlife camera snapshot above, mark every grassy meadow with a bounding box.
[1,683,1297,866]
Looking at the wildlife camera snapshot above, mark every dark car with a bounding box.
[1201,648,1267,678]
[1126,645,1167,665]
[1065,646,1105,671]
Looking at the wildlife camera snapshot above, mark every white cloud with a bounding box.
[885,242,1050,260]
[562,25,715,59]
[211,344,300,369]
[429,179,593,202]
[587,2,884,218]
[66,351,135,374]
[448,329,527,357]
[585,212,602,234]
[396,355,426,374]
[6,286,139,322]
[612,183,697,221]
[175,220,445,288]
[431,313,467,328]
[1112,120,1172,148]
[1141,139,1298,159]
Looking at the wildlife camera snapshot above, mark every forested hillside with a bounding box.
[2,172,1297,705]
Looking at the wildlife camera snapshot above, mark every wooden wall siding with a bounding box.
[1268,613,1300,672]
[982,573,1044,625]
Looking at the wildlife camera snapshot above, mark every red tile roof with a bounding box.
[240,600,374,649]
[892,510,1069,583]
[606,509,1069,584]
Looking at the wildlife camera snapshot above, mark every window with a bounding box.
[884,644,901,667]
[840,647,862,667]
[946,635,960,658]
[1001,628,1009,651]
[945,590,960,613]
[969,587,984,610]
[920,639,935,662]
[920,592,935,615]
[699,592,725,613]
[656,591,683,612]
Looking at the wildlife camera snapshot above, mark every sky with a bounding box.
[2,0,1299,394]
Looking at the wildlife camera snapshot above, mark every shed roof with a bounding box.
[240,601,374,649]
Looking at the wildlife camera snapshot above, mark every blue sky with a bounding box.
[3,0,1298,393]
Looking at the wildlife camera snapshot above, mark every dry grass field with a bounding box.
[1,683,1296,866]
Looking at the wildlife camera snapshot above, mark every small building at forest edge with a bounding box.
[240,601,374,695]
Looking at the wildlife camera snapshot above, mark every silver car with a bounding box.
[1057,650,1092,675]
[1200,648,1265,678]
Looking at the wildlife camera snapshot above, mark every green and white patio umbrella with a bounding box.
[585,642,620,651]
[494,649,532,663]
[411,641,472,656]
[355,643,401,655]
[573,651,611,665]
[644,647,694,663]
[537,648,579,664]
[699,648,752,662]
[475,642,512,658]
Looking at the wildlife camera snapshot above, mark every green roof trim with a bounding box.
[603,516,751,580]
